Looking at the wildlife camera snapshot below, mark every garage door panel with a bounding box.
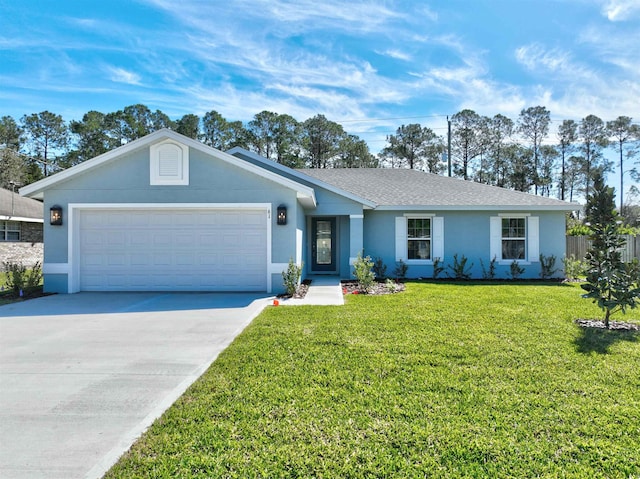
[79,208,267,291]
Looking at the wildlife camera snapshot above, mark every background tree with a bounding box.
[581,173,639,328]
[537,145,558,197]
[335,135,378,168]
[272,114,302,167]
[606,116,638,210]
[578,114,609,200]
[301,114,346,168]
[486,114,514,187]
[247,110,279,159]
[505,144,534,192]
[21,111,68,177]
[451,109,482,180]
[517,106,550,195]
[66,110,119,167]
[556,119,578,201]
[380,123,442,171]
[0,116,25,189]
[176,114,200,139]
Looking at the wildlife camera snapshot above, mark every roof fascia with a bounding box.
[374,204,576,212]
[228,147,377,209]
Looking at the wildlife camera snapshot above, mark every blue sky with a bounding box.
[1,0,639,171]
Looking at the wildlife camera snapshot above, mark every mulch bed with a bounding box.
[341,280,406,295]
[575,319,639,331]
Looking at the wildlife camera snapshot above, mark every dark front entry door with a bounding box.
[311,217,336,272]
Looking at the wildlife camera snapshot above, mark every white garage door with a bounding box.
[78,208,268,291]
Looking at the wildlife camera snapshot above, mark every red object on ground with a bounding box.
[352,291,359,295]
[273,299,279,306]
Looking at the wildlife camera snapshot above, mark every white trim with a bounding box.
[20,129,316,207]
[67,203,272,294]
[376,204,574,212]
[349,214,364,219]
[403,213,435,217]
[0,216,44,223]
[43,263,69,274]
[498,213,531,217]
[150,139,189,185]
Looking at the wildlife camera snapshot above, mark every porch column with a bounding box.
[349,214,364,274]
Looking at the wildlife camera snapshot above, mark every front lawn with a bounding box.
[106,282,640,478]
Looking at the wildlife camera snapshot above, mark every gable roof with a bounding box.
[227,147,376,209]
[20,129,316,207]
[0,187,43,222]
[298,168,575,211]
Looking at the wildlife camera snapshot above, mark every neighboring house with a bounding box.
[21,129,574,294]
[0,187,44,267]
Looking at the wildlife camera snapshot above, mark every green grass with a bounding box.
[106,282,639,478]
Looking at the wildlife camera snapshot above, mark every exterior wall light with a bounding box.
[277,205,287,225]
[50,205,63,225]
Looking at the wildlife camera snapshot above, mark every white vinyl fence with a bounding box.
[566,235,640,263]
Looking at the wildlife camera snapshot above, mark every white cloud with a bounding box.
[601,0,640,21]
[106,67,142,85]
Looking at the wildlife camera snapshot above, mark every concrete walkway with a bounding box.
[281,275,344,306]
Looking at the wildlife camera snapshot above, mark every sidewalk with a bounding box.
[280,276,344,306]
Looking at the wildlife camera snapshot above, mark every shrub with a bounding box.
[372,257,387,280]
[508,260,525,280]
[539,254,558,280]
[353,251,375,293]
[281,258,302,296]
[562,255,588,280]
[446,254,473,280]
[432,257,444,279]
[3,261,42,297]
[480,256,497,280]
[385,278,398,293]
[392,259,408,281]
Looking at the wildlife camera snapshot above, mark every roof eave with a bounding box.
[374,204,576,212]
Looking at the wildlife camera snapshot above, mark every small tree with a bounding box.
[581,174,640,328]
[353,251,375,293]
[281,258,302,296]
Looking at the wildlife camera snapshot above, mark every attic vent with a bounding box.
[150,139,189,185]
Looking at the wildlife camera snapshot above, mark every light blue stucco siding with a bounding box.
[364,210,566,280]
[41,146,304,293]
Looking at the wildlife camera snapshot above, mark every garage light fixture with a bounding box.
[277,205,287,225]
[50,205,63,226]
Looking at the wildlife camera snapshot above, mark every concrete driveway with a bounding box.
[0,292,272,479]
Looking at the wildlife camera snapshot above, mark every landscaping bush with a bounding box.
[372,257,387,280]
[508,260,525,280]
[563,254,588,280]
[392,259,408,281]
[352,251,375,293]
[432,257,444,279]
[539,254,558,279]
[446,254,473,280]
[2,261,42,297]
[480,256,497,280]
[281,258,302,296]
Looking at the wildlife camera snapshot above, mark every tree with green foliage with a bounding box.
[21,111,68,177]
[302,114,345,168]
[578,114,609,200]
[66,110,119,167]
[336,134,377,168]
[381,123,443,172]
[176,114,200,139]
[556,119,578,201]
[581,173,640,328]
[518,106,550,195]
[0,116,25,189]
[451,109,482,180]
[606,116,639,210]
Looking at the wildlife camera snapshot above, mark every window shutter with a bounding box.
[395,216,407,261]
[528,216,539,261]
[490,216,501,261]
[432,216,444,261]
[158,146,180,177]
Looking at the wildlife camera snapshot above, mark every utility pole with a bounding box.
[447,116,452,177]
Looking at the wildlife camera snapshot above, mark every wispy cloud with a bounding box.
[601,0,640,21]
[106,67,142,85]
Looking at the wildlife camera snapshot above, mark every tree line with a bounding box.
[1,104,638,208]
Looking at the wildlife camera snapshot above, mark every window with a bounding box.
[407,218,431,260]
[395,215,443,263]
[490,215,539,263]
[1,221,20,241]
[501,217,526,260]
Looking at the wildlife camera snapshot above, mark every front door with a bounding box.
[311,217,336,272]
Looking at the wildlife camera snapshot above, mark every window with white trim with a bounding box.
[1,221,20,241]
[501,217,526,260]
[490,215,539,263]
[407,217,431,260]
[395,215,444,263]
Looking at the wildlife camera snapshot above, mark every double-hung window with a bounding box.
[501,217,526,260]
[407,218,431,260]
[1,221,20,241]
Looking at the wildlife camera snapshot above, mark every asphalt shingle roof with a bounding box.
[296,168,574,209]
[1,187,43,219]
